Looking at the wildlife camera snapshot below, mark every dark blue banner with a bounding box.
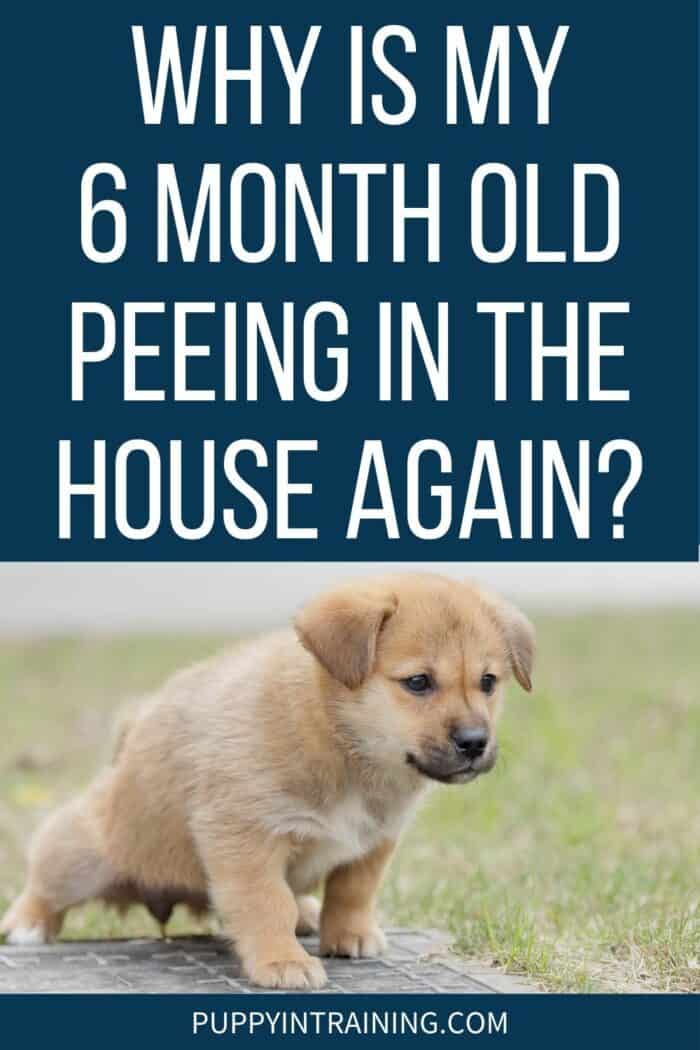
[0,994,698,1048]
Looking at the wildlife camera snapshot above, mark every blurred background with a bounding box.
[1,562,698,993]
[1,561,699,634]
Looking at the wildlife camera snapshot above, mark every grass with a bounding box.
[1,612,698,992]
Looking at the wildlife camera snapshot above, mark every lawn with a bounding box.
[1,611,698,992]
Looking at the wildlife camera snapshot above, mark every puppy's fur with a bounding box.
[1,574,534,988]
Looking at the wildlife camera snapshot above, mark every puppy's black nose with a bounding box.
[451,726,488,760]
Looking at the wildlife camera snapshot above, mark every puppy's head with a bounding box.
[295,574,534,785]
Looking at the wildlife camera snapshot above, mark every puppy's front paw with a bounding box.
[248,955,327,990]
[320,919,387,959]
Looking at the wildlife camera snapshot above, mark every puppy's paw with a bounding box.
[1,898,51,945]
[320,920,386,959]
[249,955,327,990]
[4,924,49,946]
[295,895,321,936]
[1,893,60,944]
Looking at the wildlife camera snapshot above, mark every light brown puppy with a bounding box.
[1,574,534,989]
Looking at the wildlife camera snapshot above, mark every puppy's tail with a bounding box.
[109,697,151,763]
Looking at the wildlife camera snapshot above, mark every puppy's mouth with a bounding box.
[405,749,496,785]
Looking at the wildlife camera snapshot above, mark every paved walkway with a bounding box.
[0,931,534,994]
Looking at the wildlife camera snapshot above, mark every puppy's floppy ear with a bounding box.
[479,588,536,692]
[294,584,398,689]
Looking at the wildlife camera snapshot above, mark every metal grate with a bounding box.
[0,929,534,994]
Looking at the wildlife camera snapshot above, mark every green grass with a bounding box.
[1,613,698,991]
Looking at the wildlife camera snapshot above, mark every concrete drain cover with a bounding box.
[0,930,533,994]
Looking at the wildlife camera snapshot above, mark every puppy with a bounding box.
[1,573,534,989]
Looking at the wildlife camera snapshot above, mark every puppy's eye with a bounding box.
[480,673,497,695]
[402,674,433,695]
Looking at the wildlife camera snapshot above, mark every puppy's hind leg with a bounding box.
[1,792,115,945]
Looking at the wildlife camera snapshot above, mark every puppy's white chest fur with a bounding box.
[286,790,413,893]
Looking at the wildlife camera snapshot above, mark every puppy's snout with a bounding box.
[451,725,489,761]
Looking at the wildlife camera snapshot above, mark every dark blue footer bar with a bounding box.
[0,994,697,1048]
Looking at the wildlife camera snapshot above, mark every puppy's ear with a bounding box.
[479,588,536,692]
[294,585,397,689]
